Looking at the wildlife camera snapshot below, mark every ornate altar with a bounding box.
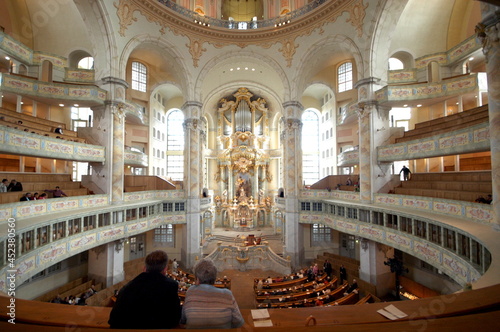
[213,88,274,229]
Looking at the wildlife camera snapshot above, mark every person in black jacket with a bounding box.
[108,250,181,329]
[7,179,23,192]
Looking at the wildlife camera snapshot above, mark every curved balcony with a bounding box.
[377,122,490,162]
[337,146,359,167]
[298,195,496,288]
[376,74,479,106]
[0,73,106,107]
[0,191,186,286]
[124,150,148,167]
[0,125,105,163]
[157,0,329,30]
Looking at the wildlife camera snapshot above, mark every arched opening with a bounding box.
[427,61,440,83]
[41,60,53,82]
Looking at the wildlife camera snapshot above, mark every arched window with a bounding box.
[338,62,353,92]
[78,57,94,69]
[302,110,320,185]
[131,61,147,92]
[166,110,185,181]
[389,58,404,70]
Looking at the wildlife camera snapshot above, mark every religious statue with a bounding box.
[222,189,228,203]
[238,187,248,203]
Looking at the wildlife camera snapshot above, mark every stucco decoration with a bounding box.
[114,0,138,37]
[115,0,364,67]
[346,0,368,37]
[187,37,207,68]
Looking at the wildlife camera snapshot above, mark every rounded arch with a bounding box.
[73,0,117,80]
[369,0,407,81]
[194,50,291,103]
[293,34,364,101]
[119,34,191,93]
[67,50,93,68]
[389,50,415,69]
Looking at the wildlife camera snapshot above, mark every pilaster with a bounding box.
[476,7,500,231]
[281,101,304,268]
[182,101,203,268]
[87,242,125,288]
[359,240,394,298]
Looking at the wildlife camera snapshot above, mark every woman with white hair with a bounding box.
[180,259,244,329]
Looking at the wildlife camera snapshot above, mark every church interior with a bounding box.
[0,0,499,330]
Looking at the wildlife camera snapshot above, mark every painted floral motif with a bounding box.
[434,202,461,215]
[46,141,72,154]
[39,85,65,95]
[51,200,78,211]
[10,134,40,149]
[70,235,96,250]
[17,204,46,217]
[387,233,411,247]
[77,147,105,158]
[69,89,91,97]
[100,228,124,240]
[0,209,12,221]
[6,79,31,90]
[375,195,398,205]
[403,199,430,209]
[359,226,383,239]
[336,221,356,231]
[127,222,147,232]
[16,257,35,275]
[466,207,493,223]
[439,134,469,149]
[414,242,439,262]
[40,245,66,264]
[474,127,490,142]
[408,141,434,154]
[448,78,474,91]
[443,255,467,279]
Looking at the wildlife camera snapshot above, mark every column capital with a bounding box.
[476,11,500,61]
[182,101,203,118]
[282,101,304,118]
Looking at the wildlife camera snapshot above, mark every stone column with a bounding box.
[359,240,394,298]
[182,101,203,268]
[282,101,304,268]
[354,78,388,202]
[87,242,125,288]
[476,8,500,231]
[111,104,125,203]
[82,77,128,198]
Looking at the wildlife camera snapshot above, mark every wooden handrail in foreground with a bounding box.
[1,284,500,330]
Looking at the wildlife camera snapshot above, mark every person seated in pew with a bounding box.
[344,278,359,296]
[0,179,8,192]
[8,179,23,192]
[38,193,47,199]
[20,192,32,201]
[180,259,244,329]
[108,250,181,329]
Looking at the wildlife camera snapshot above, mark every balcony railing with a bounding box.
[157,0,328,30]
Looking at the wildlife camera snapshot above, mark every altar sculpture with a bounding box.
[212,88,274,229]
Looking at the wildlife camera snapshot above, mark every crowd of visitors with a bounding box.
[0,178,68,201]
[51,285,98,306]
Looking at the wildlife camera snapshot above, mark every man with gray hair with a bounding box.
[108,250,181,329]
[181,259,244,329]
